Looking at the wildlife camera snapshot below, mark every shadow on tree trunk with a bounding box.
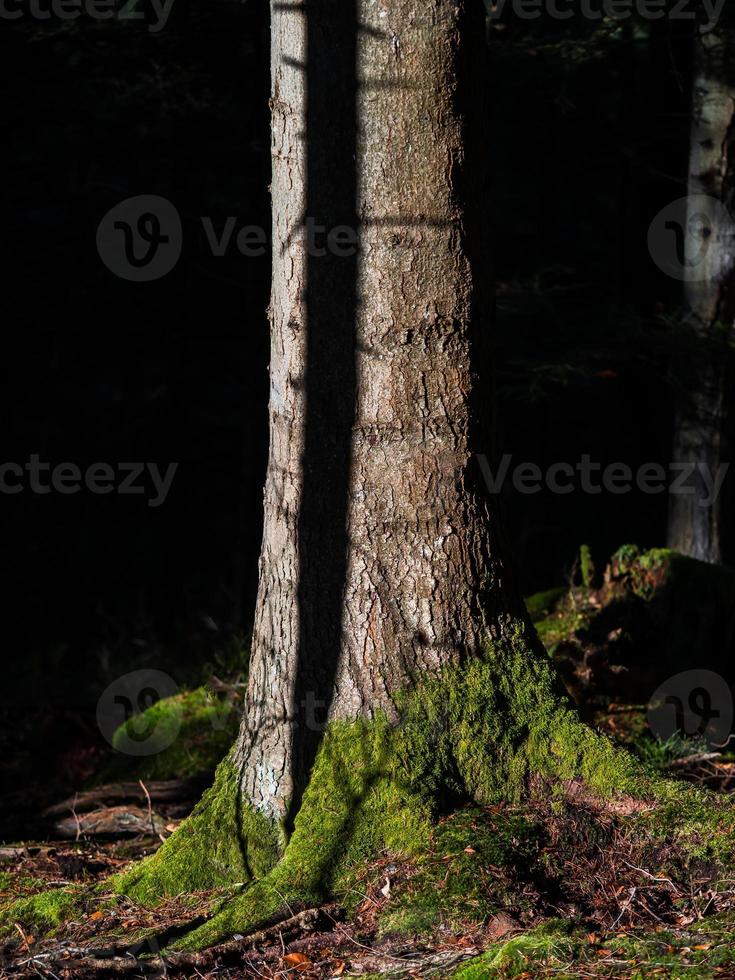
[287,0,360,835]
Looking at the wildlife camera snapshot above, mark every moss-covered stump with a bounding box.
[528,545,735,710]
[103,629,735,954]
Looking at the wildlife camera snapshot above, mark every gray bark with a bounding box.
[668,21,735,564]
[236,0,516,825]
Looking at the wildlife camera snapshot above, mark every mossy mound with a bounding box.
[528,545,735,707]
[106,686,240,783]
[0,888,81,941]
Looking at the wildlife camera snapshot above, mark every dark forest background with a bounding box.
[1,2,729,832]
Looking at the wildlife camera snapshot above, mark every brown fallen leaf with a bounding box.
[486,913,520,940]
[283,951,311,972]
[331,962,346,977]
[89,910,104,921]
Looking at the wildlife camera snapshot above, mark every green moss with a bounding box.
[0,889,80,939]
[108,687,240,782]
[525,587,565,622]
[579,544,594,588]
[532,595,590,655]
[633,778,735,863]
[451,914,735,978]
[453,920,576,978]
[392,626,648,805]
[451,913,735,978]
[608,544,675,600]
[114,753,280,906]
[131,628,657,950]
[174,718,435,950]
[377,807,542,936]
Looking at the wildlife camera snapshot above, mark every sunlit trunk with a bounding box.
[236,0,516,823]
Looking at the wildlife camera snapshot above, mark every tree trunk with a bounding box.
[236,0,515,825]
[668,18,735,564]
[119,0,651,939]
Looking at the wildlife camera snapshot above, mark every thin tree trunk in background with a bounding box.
[668,19,735,564]
[236,0,516,824]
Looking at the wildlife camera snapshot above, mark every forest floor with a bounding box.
[2,548,735,978]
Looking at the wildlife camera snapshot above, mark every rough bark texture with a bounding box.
[237,0,514,824]
[668,17,735,564]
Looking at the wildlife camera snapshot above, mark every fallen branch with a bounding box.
[43,777,210,820]
[17,903,345,977]
[53,805,167,840]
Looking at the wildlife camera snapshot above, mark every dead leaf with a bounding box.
[89,910,104,921]
[486,913,519,940]
[283,952,311,972]
[464,846,476,854]
[331,962,346,977]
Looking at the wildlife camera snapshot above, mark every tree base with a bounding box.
[111,631,735,951]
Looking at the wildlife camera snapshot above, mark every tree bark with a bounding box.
[236,0,515,825]
[668,17,735,564]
